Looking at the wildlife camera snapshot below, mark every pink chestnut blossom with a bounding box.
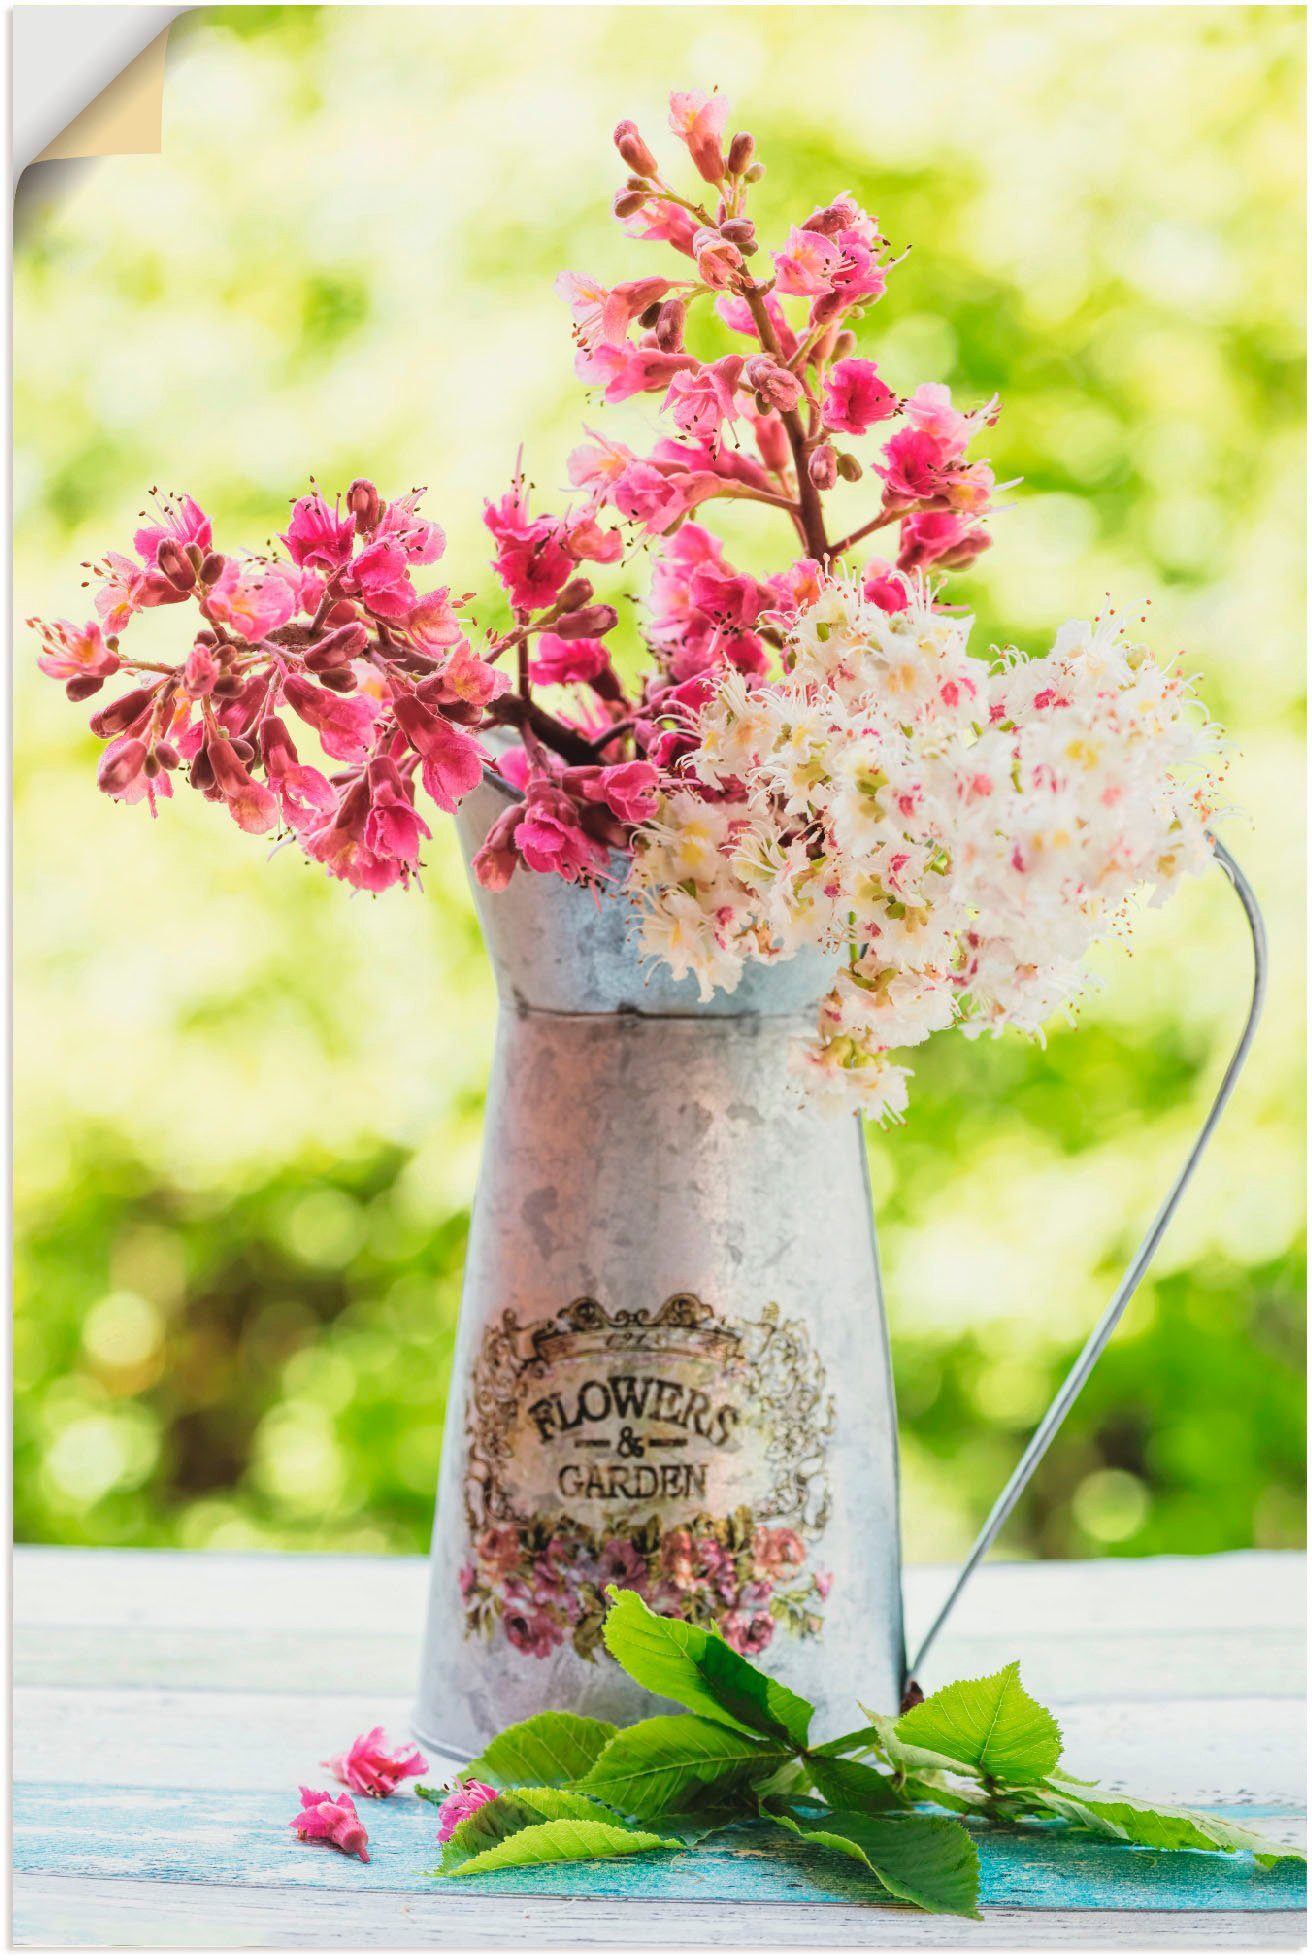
[622,196,699,256]
[862,557,910,611]
[595,760,660,823]
[374,491,446,565]
[568,430,637,493]
[715,290,799,361]
[823,359,898,436]
[441,642,510,708]
[662,355,744,443]
[407,589,467,654]
[436,1780,499,1843]
[897,508,991,573]
[133,493,212,569]
[555,272,672,352]
[575,340,696,405]
[340,538,417,620]
[562,506,625,565]
[687,559,771,631]
[292,1786,370,1862]
[391,693,487,812]
[487,509,575,611]
[33,618,120,684]
[305,781,407,892]
[261,717,335,833]
[514,783,611,883]
[322,1725,429,1799]
[363,758,432,867]
[283,673,382,763]
[204,559,298,640]
[93,552,148,633]
[668,88,728,184]
[772,226,841,297]
[207,735,280,835]
[281,493,356,572]
[902,380,996,451]
[530,634,611,688]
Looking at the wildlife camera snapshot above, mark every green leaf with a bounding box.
[1041,1787,1306,1866]
[437,1787,666,1873]
[765,1798,981,1918]
[807,1754,902,1813]
[463,1711,618,1787]
[895,1661,1062,1783]
[602,1587,813,1748]
[580,1712,792,1820]
[444,1814,683,1877]
[858,1706,977,1779]
[437,1792,546,1871]
[812,1724,886,1759]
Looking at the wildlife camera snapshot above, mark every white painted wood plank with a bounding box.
[15,1546,1305,1639]
[13,1620,1303,1704]
[13,1683,1305,1807]
[11,1876,1307,1949]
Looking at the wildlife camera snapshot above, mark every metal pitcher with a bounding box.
[413,771,1265,1757]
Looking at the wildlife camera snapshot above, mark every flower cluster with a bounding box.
[34,87,1224,1116]
[629,582,1221,1116]
[460,1509,830,1660]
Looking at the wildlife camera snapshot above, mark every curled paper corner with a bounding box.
[12,6,184,178]
[35,27,171,164]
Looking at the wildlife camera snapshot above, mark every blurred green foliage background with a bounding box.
[14,7,1305,1566]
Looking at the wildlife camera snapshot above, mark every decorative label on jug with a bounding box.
[460,1292,835,1661]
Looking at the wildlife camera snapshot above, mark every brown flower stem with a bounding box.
[485,691,598,767]
[740,282,829,561]
[830,507,900,557]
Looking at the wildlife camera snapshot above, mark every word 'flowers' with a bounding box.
[628,582,1221,1117]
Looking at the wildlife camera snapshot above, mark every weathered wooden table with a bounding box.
[12,1546,1306,1946]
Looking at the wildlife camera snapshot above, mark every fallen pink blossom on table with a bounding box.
[436,1779,498,1843]
[292,1786,370,1862]
[322,1725,429,1799]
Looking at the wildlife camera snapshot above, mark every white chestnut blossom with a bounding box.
[627,578,1222,1120]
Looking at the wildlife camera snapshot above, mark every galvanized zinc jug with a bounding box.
[413,772,1265,1758]
[413,770,905,1753]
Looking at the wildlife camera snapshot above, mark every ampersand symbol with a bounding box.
[616,1426,645,1460]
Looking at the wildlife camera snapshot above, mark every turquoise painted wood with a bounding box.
[11,1547,1307,1946]
[13,1784,1307,1914]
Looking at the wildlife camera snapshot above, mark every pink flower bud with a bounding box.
[832,330,857,360]
[347,478,383,533]
[744,161,765,183]
[654,298,687,352]
[744,355,803,414]
[727,131,755,175]
[837,451,863,482]
[719,218,757,253]
[316,666,358,694]
[555,577,594,613]
[98,738,147,795]
[613,120,659,178]
[809,444,839,490]
[89,687,153,738]
[753,413,791,473]
[198,552,226,585]
[154,740,181,771]
[157,538,197,592]
[190,746,216,793]
[553,603,618,640]
[305,623,369,671]
[211,673,245,699]
[65,674,104,702]
[613,188,647,220]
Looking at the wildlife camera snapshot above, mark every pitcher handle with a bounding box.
[905,836,1268,1690]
